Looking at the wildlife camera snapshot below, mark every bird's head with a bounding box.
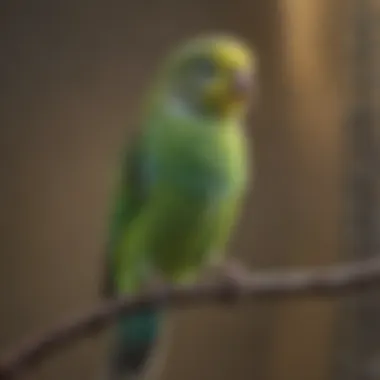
[153,34,257,119]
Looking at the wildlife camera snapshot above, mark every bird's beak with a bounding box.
[202,69,252,113]
[230,69,252,101]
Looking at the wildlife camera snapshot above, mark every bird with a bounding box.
[101,33,257,379]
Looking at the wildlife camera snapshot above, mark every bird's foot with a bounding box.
[203,258,250,303]
[213,258,250,285]
[204,257,249,286]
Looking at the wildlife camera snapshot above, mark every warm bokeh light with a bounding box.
[0,1,372,380]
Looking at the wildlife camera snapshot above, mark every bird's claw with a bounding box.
[221,259,249,284]
[209,258,249,286]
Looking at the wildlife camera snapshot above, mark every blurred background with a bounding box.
[0,0,378,379]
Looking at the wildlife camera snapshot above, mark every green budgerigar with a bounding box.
[102,34,257,379]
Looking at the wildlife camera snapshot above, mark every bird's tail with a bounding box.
[106,307,161,380]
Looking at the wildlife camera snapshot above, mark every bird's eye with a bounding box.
[195,58,217,80]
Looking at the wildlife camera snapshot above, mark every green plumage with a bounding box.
[102,34,255,379]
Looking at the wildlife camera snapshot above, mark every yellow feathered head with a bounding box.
[153,34,257,118]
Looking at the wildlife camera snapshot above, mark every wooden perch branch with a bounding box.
[1,256,380,379]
